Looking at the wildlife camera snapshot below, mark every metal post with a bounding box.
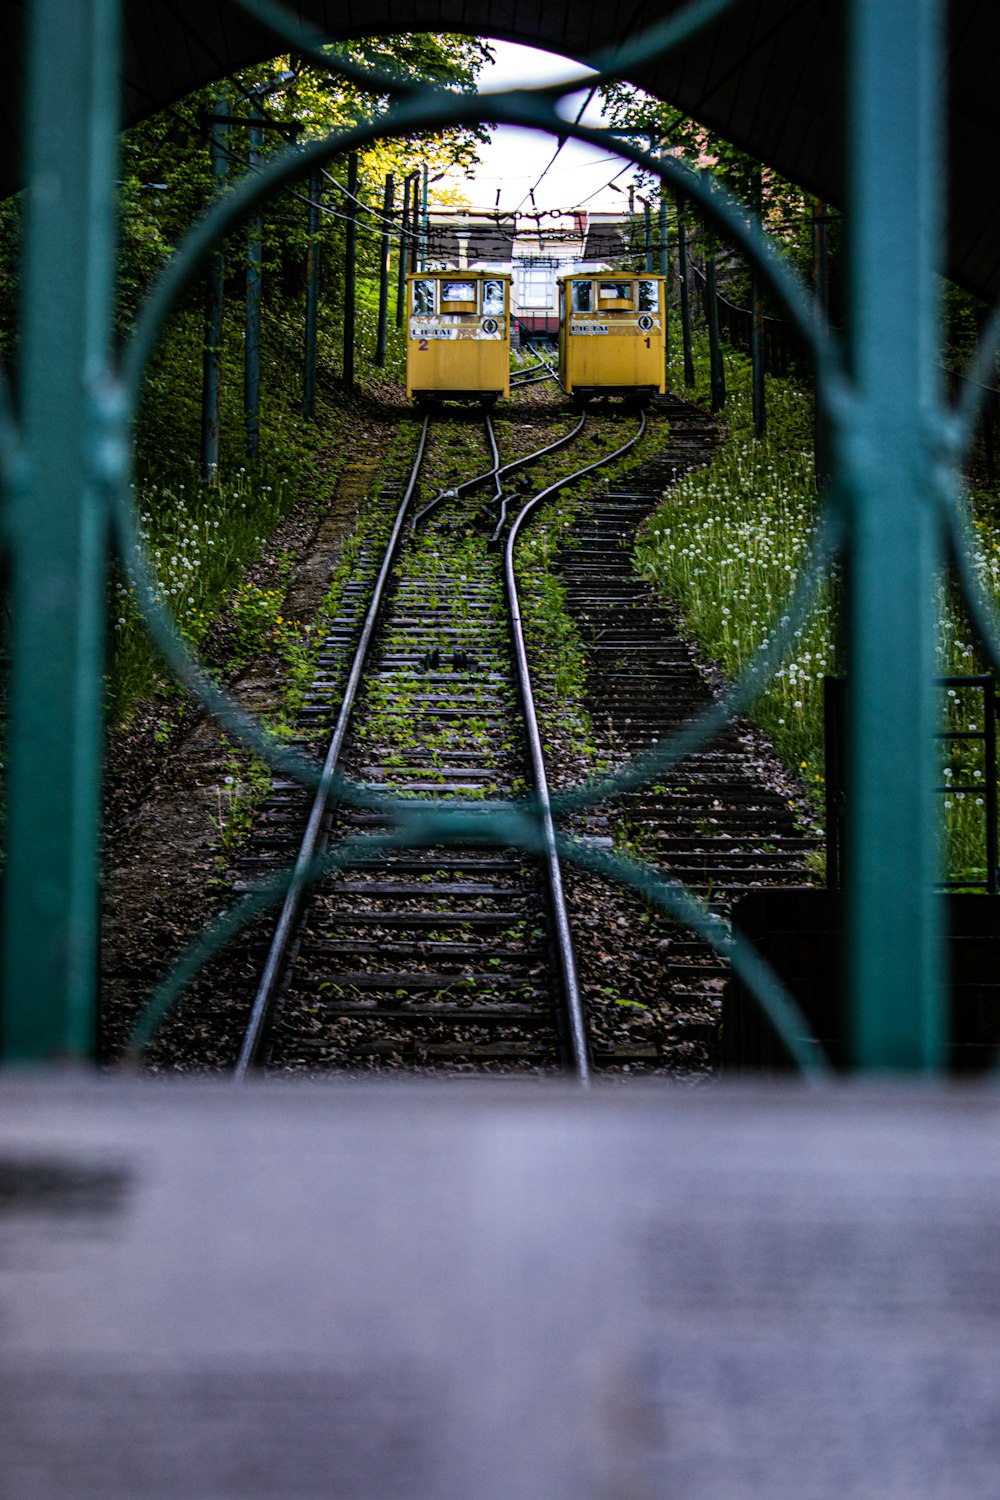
[2,0,120,1058]
[985,688,998,896]
[245,102,263,459]
[396,174,411,327]
[677,201,695,388]
[407,171,420,274]
[643,199,653,273]
[420,164,429,270]
[302,165,321,418]
[812,199,830,477]
[703,192,726,411]
[844,0,945,1070]
[375,173,394,368]
[657,141,670,367]
[750,170,766,438]
[201,93,229,481]
[343,152,358,390]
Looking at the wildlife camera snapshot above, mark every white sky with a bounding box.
[440,40,641,215]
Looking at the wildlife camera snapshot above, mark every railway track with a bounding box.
[232,408,642,1078]
[221,395,817,1079]
[552,396,819,1072]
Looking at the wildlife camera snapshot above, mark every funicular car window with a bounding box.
[571,281,593,313]
[442,280,475,303]
[638,280,659,311]
[413,280,435,315]
[482,280,505,316]
[598,282,633,302]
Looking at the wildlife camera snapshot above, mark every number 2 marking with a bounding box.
[418,338,429,351]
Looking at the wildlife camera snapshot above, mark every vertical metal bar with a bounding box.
[343,152,358,390]
[657,143,670,367]
[408,171,420,274]
[1,0,120,1059]
[812,200,830,478]
[245,103,263,460]
[677,202,695,388]
[703,195,726,411]
[375,174,394,369]
[201,92,228,481]
[643,200,653,273]
[823,676,844,891]
[420,165,429,270]
[985,686,998,896]
[750,170,766,438]
[844,0,945,1070]
[396,174,411,328]
[301,165,321,418]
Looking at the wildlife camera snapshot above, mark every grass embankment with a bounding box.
[635,328,1000,885]
[110,279,406,727]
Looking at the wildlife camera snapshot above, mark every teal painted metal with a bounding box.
[843,0,945,1069]
[0,0,975,1075]
[1,0,120,1058]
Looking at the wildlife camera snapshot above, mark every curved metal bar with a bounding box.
[124,97,845,416]
[130,792,828,1079]
[233,417,431,1076]
[109,468,327,789]
[553,498,846,815]
[501,412,648,1080]
[943,482,1000,685]
[229,0,422,97]
[949,299,1000,455]
[410,412,500,529]
[555,832,830,1079]
[415,413,587,530]
[227,0,745,113]
[486,416,590,542]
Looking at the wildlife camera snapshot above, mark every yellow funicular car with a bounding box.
[557,271,667,404]
[405,269,512,407]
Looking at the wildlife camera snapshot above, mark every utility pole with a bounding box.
[245,101,263,459]
[201,91,229,481]
[375,174,394,368]
[343,152,358,390]
[302,166,321,419]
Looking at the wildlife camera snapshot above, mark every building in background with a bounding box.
[423,208,631,342]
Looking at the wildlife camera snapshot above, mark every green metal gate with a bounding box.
[2,0,992,1074]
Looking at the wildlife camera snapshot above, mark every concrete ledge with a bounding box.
[1,1078,998,1498]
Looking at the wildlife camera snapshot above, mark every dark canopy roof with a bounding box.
[3,0,998,300]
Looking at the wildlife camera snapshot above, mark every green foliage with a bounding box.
[637,326,1000,882]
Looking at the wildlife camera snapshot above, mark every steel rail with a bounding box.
[502,410,649,1082]
[412,412,586,530]
[510,348,560,389]
[234,417,431,1078]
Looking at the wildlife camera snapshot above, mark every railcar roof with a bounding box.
[2,1,998,300]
